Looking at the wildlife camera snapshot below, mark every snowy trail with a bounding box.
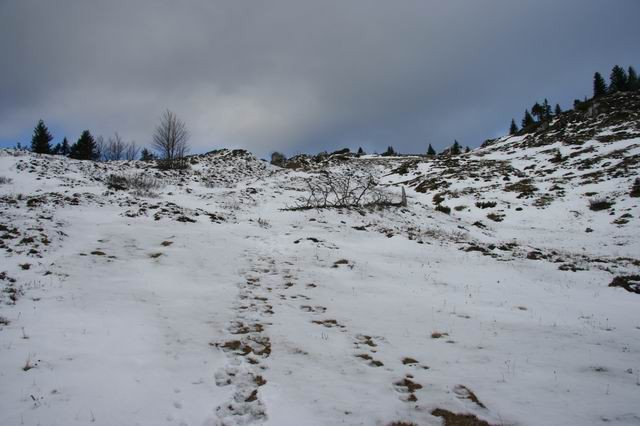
[214,248,276,424]
[2,146,640,425]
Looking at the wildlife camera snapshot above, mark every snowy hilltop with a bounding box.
[1,91,639,426]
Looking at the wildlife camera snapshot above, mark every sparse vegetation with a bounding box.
[105,173,163,196]
[609,275,640,294]
[435,204,451,214]
[433,192,446,204]
[631,178,640,197]
[588,198,613,211]
[431,408,492,426]
[0,176,13,185]
[505,178,537,197]
[487,212,504,222]
[475,200,497,209]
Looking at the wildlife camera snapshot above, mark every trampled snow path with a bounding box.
[214,250,276,424]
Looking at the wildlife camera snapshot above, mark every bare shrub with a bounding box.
[288,171,393,210]
[105,173,163,196]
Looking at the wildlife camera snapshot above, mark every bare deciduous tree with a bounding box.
[106,133,126,161]
[95,135,106,161]
[124,141,140,161]
[99,133,140,161]
[152,110,190,164]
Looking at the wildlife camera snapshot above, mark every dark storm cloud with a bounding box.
[2,0,639,156]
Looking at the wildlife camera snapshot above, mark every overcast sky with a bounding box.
[1,1,639,157]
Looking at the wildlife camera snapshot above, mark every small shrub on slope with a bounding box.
[105,174,163,196]
[435,204,451,214]
[588,198,614,211]
[630,178,640,198]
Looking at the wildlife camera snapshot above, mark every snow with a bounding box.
[0,141,639,425]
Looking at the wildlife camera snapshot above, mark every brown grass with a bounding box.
[402,357,419,365]
[431,408,493,426]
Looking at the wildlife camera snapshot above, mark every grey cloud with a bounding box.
[2,0,639,157]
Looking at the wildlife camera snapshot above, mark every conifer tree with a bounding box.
[531,102,544,121]
[593,72,607,97]
[451,140,461,155]
[464,146,471,153]
[609,65,628,93]
[70,130,99,160]
[554,104,562,116]
[51,143,61,155]
[60,137,70,156]
[543,99,552,120]
[383,146,396,156]
[521,109,535,128]
[509,119,518,135]
[426,143,436,156]
[628,66,639,91]
[140,148,155,161]
[30,120,53,154]
[356,147,365,156]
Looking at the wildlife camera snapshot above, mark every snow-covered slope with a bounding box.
[1,94,639,426]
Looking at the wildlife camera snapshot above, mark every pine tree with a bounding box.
[464,146,471,153]
[51,143,61,155]
[609,65,628,93]
[30,120,53,154]
[140,148,155,161]
[509,119,518,135]
[555,104,562,116]
[593,72,607,97]
[70,130,99,160]
[356,147,365,156]
[628,66,639,91]
[383,146,396,156]
[531,102,544,121]
[60,137,70,156]
[543,99,552,120]
[521,109,535,128]
[426,143,436,156]
[451,140,461,155]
